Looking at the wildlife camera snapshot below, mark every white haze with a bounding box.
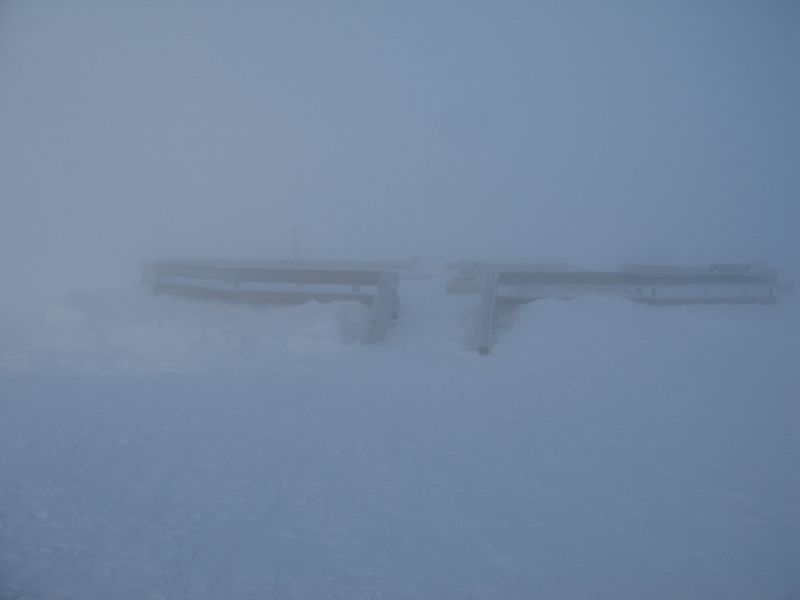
[1,1,797,298]
[1,4,800,599]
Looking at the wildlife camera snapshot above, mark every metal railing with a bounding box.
[462,263,779,355]
[142,259,401,344]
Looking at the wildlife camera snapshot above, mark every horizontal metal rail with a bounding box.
[142,260,401,344]
[462,263,780,355]
[495,270,777,287]
[144,261,388,287]
[147,284,374,305]
[449,264,777,300]
[146,258,412,271]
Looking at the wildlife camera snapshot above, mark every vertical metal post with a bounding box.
[476,270,498,355]
[361,271,399,344]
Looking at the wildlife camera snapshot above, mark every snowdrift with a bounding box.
[1,279,798,600]
[0,290,371,374]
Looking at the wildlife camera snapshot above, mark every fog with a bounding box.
[1,4,799,598]
[1,1,797,296]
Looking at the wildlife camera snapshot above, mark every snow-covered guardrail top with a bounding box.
[142,259,401,304]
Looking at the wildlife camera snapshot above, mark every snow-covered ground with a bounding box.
[1,278,798,599]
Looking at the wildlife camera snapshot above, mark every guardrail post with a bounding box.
[476,270,498,355]
[361,271,399,344]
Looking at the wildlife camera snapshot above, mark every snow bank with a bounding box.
[0,289,369,374]
[1,279,798,600]
[3,282,794,377]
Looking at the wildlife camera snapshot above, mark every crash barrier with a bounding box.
[142,260,400,344]
[453,264,779,355]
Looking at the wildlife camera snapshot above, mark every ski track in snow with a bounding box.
[1,279,798,599]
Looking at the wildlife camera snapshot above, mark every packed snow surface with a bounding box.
[1,279,798,599]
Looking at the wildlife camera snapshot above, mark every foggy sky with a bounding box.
[1,1,797,294]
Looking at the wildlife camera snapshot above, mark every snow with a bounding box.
[0,291,370,375]
[1,278,798,599]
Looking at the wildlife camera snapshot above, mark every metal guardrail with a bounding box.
[462,263,780,354]
[449,264,778,300]
[146,258,413,272]
[494,269,778,292]
[142,260,401,344]
[142,259,781,354]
